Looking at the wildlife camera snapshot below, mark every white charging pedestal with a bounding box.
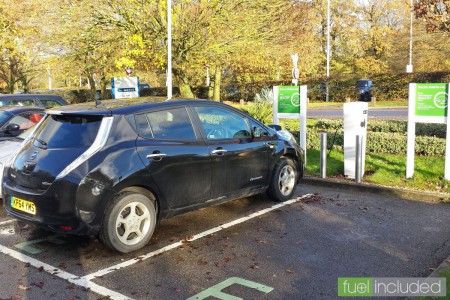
[344,102,368,179]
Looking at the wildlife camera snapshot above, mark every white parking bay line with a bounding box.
[84,193,313,281]
[0,219,16,226]
[0,245,133,300]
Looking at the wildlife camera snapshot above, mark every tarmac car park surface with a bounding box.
[1,184,450,299]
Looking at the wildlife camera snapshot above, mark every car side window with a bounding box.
[249,119,271,139]
[6,112,44,130]
[194,106,250,140]
[10,100,34,107]
[40,100,62,109]
[136,107,196,140]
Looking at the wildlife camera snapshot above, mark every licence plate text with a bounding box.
[11,196,36,215]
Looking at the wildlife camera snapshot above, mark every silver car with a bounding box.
[0,128,34,197]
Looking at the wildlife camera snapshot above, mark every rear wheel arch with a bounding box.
[117,186,159,215]
[99,191,157,253]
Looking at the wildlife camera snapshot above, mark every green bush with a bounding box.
[274,119,447,156]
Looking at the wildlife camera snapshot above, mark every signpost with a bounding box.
[111,77,140,99]
[407,83,450,179]
[273,85,307,164]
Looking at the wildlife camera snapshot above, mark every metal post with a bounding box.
[320,133,327,178]
[326,0,330,102]
[355,135,362,183]
[167,0,172,100]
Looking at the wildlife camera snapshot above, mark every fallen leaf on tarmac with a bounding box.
[224,256,233,263]
[182,236,193,243]
[215,262,223,268]
[250,263,260,270]
[446,259,450,264]
[18,285,31,291]
[175,256,185,263]
[66,284,75,290]
[429,268,436,271]
[37,266,44,272]
[197,259,208,266]
[24,263,30,268]
[256,239,267,244]
[286,268,294,274]
[31,281,44,289]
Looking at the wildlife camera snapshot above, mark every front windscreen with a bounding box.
[33,114,103,148]
[0,111,11,125]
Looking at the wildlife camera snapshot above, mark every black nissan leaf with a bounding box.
[2,99,304,253]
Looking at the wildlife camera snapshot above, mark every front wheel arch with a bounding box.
[267,157,298,202]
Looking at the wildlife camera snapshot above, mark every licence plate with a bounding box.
[11,196,36,215]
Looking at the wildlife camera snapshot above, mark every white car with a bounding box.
[0,128,34,198]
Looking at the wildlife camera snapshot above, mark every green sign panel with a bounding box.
[278,86,300,114]
[415,83,448,117]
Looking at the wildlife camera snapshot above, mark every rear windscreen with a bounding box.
[33,115,103,148]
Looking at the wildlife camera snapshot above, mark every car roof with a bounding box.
[46,98,229,116]
[0,94,65,100]
[0,106,45,113]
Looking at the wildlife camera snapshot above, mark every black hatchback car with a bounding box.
[0,94,68,109]
[2,99,304,253]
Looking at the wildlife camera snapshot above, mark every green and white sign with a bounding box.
[273,85,307,165]
[277,86,300,114]
[415,83,448,117]
[407,83,450,180]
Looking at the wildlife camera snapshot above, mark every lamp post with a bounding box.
[291,53,299,86]
[326,0,330,102]
[406,0,413,73]
[167,0,173,99]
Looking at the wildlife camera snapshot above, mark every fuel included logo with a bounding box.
[338,277,446,297]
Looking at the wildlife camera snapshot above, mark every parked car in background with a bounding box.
[0,94,68,109]
[0,107,44,142]
[356,79,374,102]
[2,99,304,253]
[0,126,35,198]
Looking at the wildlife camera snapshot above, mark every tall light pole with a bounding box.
[326,0,331,102]
[167,0,173,99]
[407,0,413,73]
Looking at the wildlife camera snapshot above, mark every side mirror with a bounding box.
[253,127,262,138]
[4,123,20,133]
[268,124,282,131]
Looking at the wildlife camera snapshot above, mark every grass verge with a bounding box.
[306,149,449,194]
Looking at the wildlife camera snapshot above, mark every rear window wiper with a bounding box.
[35,138,47,148]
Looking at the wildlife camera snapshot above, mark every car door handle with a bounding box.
[265,142,276,149]
[211,149,227,155]
[146,153,167,160]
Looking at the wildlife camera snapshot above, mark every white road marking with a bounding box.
[0,224,15,235]
[0,193,313,300]
[0,219,16,226]
[84,194,313,280]
[0,244,133,299]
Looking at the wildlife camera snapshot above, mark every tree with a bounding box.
[0,0,40,93]
[414,0,450,33]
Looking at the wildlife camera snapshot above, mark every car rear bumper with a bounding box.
[2,177,99,235]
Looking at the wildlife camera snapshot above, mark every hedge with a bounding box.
[302,130,445,156]
[283,119,446,139]
[280,119,447,156]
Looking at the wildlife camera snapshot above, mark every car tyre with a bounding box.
[267,157,297,202]
[99,192,157,253]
